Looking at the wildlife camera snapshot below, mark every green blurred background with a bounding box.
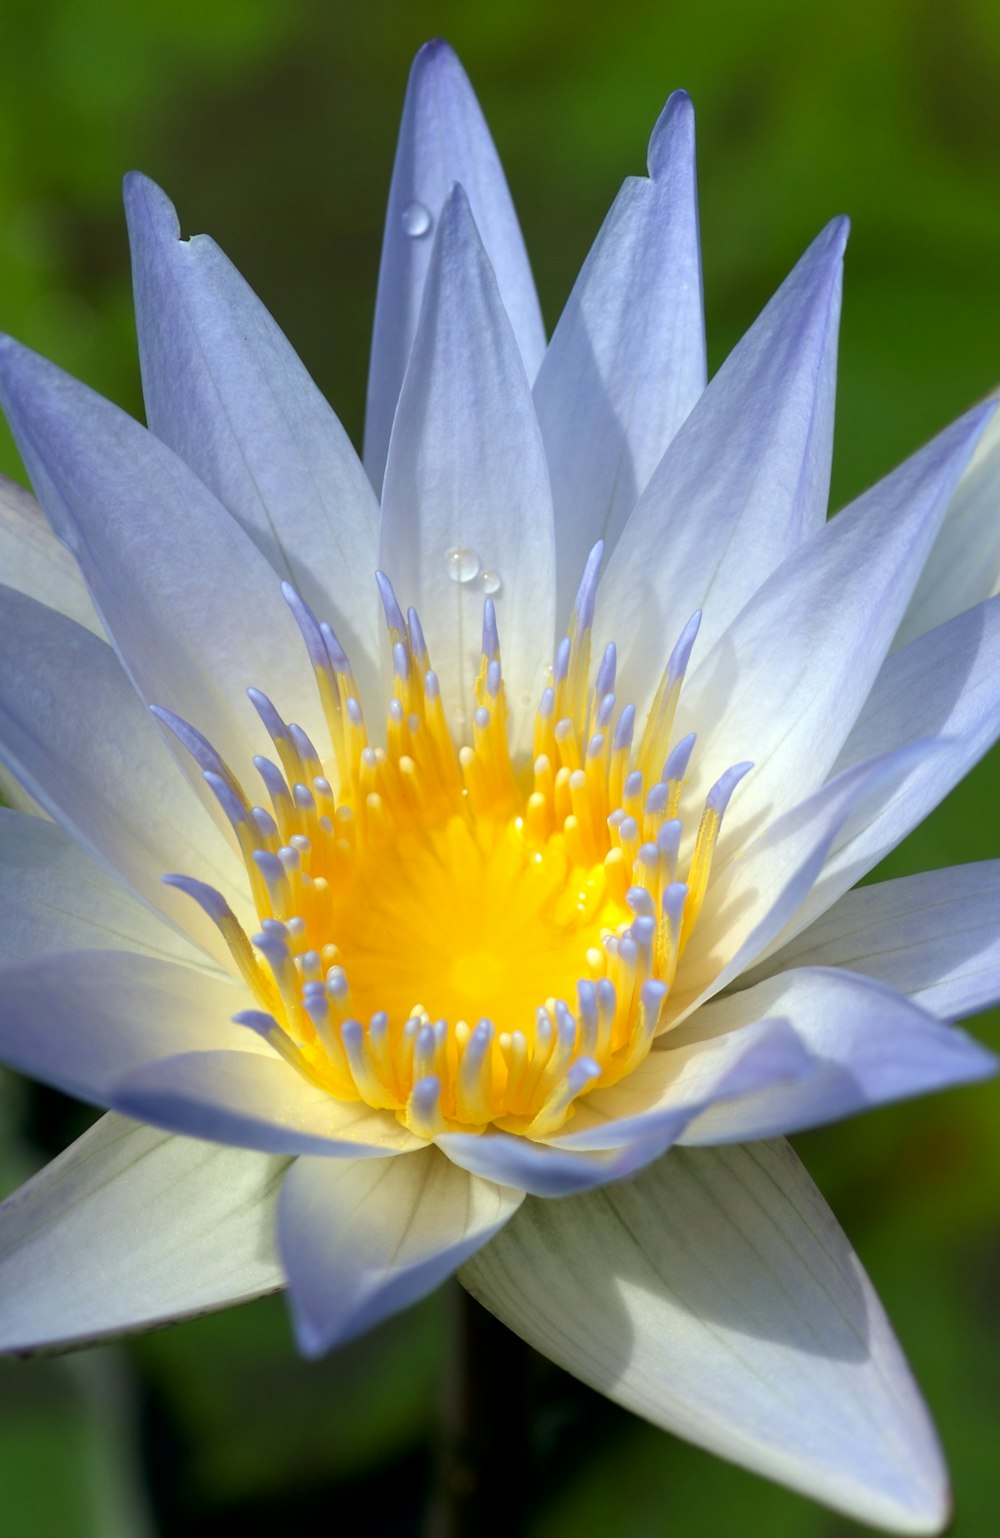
[0,0,998,1533]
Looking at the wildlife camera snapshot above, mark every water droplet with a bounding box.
[479,569,501,595]
[401,201,432,238]
[444,547,481,583]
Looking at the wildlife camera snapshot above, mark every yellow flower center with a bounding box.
[164,551,748,1141]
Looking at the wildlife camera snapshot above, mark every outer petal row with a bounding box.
[0,1117,950,1536]
[278,1147,522,1356]
[462,1139,949,1535]
[0,1113,287,1355]
[0,1118,518,1365]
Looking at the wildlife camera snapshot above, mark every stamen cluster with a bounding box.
[162,547,749,1139]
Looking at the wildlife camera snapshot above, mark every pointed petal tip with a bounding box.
[122,170,180,241]
[409,38,468,97]
[781,216,849,294]
[0,335,59,423]
[877,1473,952,1537]
[648,88,696,177]
[287,1289,396,1360]
[441,178,474,224]
[820,212,851,259]
[293,1319,329,1360]
[415,37,459,65]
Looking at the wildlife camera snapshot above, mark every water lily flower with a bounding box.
[0,37,998,1534]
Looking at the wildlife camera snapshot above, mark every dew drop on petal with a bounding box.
[444,547,481,583]
[401,201,433,238]
[479,569,501,595]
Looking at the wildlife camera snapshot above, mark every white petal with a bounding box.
[675,967,995,1145]
[364,40,544,495]
[672,740,938,1016]
[0,338,324,787]
[380,186,555,739]
[0,1112,285,1355]
[534,91,705,612]
[0,950,255,1108]
[462,1140,949,1534]
[897,400,1000,647]
[0,471,100,633]
[677,403,993,849]
[599,219,845,692]
[278,1145,522,1355]
[743,862,1000,1021]
[114,1050,423,1158]
[791,592,1000,934]
[0,808,214,971]
[124,174,380,684]
[0,585,246,962]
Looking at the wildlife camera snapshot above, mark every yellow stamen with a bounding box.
[167,563,748,1141]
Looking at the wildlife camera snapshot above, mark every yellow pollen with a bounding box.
[168,565,749,1141]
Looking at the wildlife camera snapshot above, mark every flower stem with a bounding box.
[427,1280,531,1538]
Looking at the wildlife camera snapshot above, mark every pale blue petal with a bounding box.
[675,403,994,854]
[599,218,846,689]
[677,967,995,1144]
[0,1113,286,1355]
[0,471,100,633]
[113,1050,423,1158]
[534,91,705,614]
[0,585,247,962]
[551,1018,814,1152]
[0,338,324,788]
[897,403,1000,647]
[745,862,1000,1022]
[788,592,1000,932]
[462,1140,949,1532]
[0,950,254,1107]
[278,1145,522,1356]
[436,1125,672,1198]
[125,173,380,683]
[380,186,555,742]
[0,809,213,971]
[365,40,544,494]
[672,739,942,1018]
